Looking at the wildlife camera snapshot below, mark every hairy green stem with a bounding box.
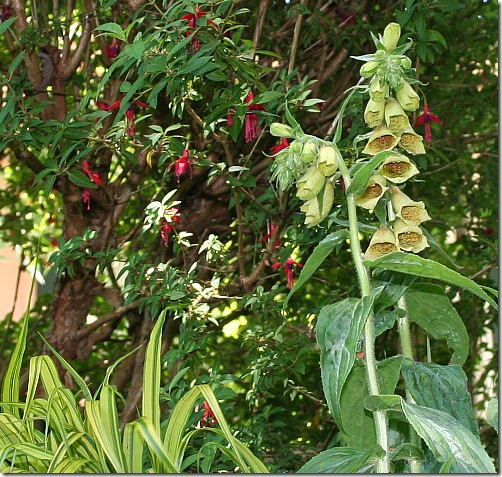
[337,155,390,473]
[397,296,422,473]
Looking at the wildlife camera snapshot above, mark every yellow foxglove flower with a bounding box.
[383,22,401,51]
[362,125,400,155]
[355,174,388,210]
[364,98,385,128]
[300,180,335,227]
[396,81,420,111]
[399,126,426,155]
[384,98,410,135]
[378,153,419,184]
[360,60,381,78]
[369,76,389,102]
[317,144,339,176]
[364,226,399,261]
[390,186,431,226]
[393,218,429,253]
[296,165,326,201]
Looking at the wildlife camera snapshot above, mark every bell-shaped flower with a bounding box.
[395,81,420,111]
[392,218,429,253]
[390,187,431,226]
[382,22,401,51]
[272,257,303,289]
[244,92,266,143]
[364,226,399,261]
[384,98,410,135]
[317,144,339,176]
[296,165,326,201]
[369,76,389,103]
[399,126,426,155]
[355,174,388,210]
[362,125,399,155]
[378,153,419,184]
[300,180,335,227]
[364,98,385,128]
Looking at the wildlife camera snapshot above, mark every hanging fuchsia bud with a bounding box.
[159,207,180,247]
[82,160,103,186]
[106,38,120,59]
[169,149,193,182]
[244,92,266,143]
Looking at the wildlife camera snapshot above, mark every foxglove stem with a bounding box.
[336,152,390,473]
[397,295,422,473]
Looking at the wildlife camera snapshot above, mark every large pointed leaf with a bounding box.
[404,284,469,365]
[316,296,373,432]
[402,401,496,473]
[401,361,478,435]
[284,230,349,307]
[364,252,498,309]
[297,445,382,473]
[340,356,403,448]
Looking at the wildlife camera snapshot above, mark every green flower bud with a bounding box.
[378,153,420,184]
[369,76,389,102]
[362,125,400,155]
[360,60,381,78]
[400,57,412,69]
[290,139,303,155]
[395,81,420,112]
[392,218,429,253]
[384,98,410,135]
[364,226,399,261]
[317,144,339,176]
[355,174,388,210]
[270,122,295,138]
[399,126,426,155]
[300,180,335,227]
[296,165,326,201]
[383,23,401,51]
[390,186,431,226]
[301,140,319,163]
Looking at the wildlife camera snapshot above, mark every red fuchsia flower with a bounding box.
[415,104,441,143]
[270,138,290,157]
[82,160,103,186]
[106,38,120,59]
[97,99,149,136]
[227,109,235,127]
[181,6,216,52]
[82,188,92,210]
[159,207,180,247]
[199,401,218,428]
[169,149,193,183]
[245,92,266,143]
[0,5,11,21]
[272,257,303,289]
[260,223,282,249]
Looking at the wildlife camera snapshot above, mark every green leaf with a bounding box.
[298,446,381,473]
[402,401,496,473]
[0,16,16,36]
[177,57,218,75]
[364,252,498,309]
[365,394,404,412]
[284,230,349,307]
[340,356,403,449]
[404,284,469,365]
[95,22,125,39]
[347,150,400,195]
[316,297,373,433]
[67,170,99,189]
[401,361,478,435]
[486,398,498,432]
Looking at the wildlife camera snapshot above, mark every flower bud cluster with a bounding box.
[270,125,342,227]
[355,23,431,260]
